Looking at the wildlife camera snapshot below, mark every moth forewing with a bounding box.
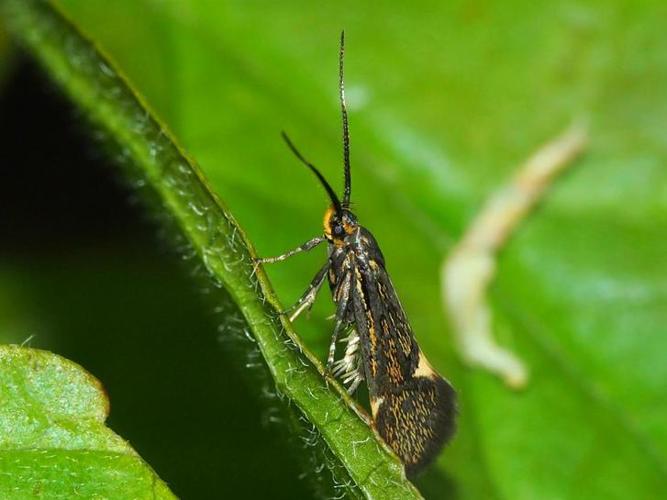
[340,229,456,475]
[374,368,457,476]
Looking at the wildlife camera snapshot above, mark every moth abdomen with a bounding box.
[372,363,457,477]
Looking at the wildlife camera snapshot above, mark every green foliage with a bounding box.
[0,0,419,498]
[0,345,175,498]
[1,0,666,498]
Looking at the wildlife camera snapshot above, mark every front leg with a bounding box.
[286,262,330,322]
[256,235,325,264]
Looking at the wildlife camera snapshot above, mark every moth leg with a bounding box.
[255,235,325,265]
[327,273,352,371]
[332,330,357,378]
[333,329,364,393]
[345,376,363,395]
[442,121,588,389]
[285,262,330,322]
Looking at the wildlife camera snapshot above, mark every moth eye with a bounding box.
[333,223,345,236]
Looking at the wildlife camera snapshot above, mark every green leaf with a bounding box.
[0,0,420,498]
[3,0,667,498]
[0,345,175,498]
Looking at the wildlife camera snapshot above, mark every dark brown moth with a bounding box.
[257,32,457,476]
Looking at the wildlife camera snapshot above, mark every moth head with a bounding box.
[280,130,356,244]
[323,206,357,244]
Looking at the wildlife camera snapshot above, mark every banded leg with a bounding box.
[326,272,352,370]
[333,329,364,394]
[256,236,325,264]
[345,371,363,394]
[286,262,330,322]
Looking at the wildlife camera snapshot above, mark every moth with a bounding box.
[257,32,457,476]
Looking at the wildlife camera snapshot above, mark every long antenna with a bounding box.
[281,131,343,215]
[339,30,352,207]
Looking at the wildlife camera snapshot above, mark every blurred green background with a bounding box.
[1,0,666,498]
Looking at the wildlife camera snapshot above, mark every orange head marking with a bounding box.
[323,206,336,239]
[324,206,357,244]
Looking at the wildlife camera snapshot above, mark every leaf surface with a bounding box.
[0,346,176,499]
[0,1,421,497]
